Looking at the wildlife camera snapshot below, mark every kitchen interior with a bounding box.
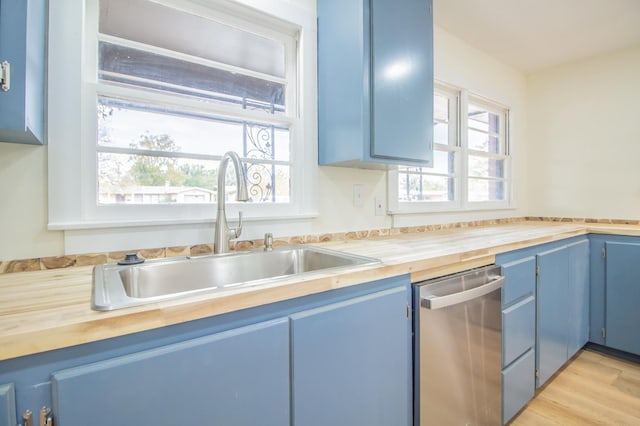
[1,0,640,425]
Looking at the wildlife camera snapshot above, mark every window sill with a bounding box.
[390,206,518,228]
[54,211,319,255]
[48,211,319,231]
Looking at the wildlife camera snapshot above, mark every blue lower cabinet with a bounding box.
[0,275,412,424]
[290,285,411,426]
[498,255,536,424]
[502,349,535,424]
[0,383,16,426]
[497,236,589,423]
[567,239,589,358]
[502,296,535,367]
[536,245,570,388]
[52,318,290,426]
[604,241,640,356]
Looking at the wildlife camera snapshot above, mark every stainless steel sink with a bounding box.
[92,245,380,311]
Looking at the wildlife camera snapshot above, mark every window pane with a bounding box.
[99,42,285,113]
[468,155,504,179]
[468,104,500,133]
[434,121,449,146]
[434,93,449,123]
[247,164,290,203]
[433,92,451,146]
[98,154,218,204]
[98,153,289,204]
[399,173,454,202]
[468,179,505,202]
[468,129,501,154]
[99,0,286,78]
[97,97,290,161]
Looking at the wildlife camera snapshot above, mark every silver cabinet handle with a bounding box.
[421,275,505,310]
[1,61,10,92]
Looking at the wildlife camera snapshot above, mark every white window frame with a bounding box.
[389,81,512,215]
[464,92,511,210]
[48,0,318,247]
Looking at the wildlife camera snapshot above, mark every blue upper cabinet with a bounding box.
[318,0,434,168]
[0,0,45,145]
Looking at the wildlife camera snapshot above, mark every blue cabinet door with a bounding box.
[0,0,45,144]
[317,0,433,167]
[499,255,536,423]
[52,318,290,426]
[536,246,569,387]
[503,296,535,368]
[290,283,411,426]
[0,383,16,426]
[567,239,589,357]
[605,242,640,356]
[502,348,535,424]
[589,236,607,345]
[370,0,433,163]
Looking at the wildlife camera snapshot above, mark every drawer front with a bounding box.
[500,256,536,307]
[503,296,535,367]
[502,348,535,424]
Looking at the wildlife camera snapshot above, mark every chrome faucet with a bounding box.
[214,151,249,254]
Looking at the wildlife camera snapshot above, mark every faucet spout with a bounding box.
[214,151,249,254]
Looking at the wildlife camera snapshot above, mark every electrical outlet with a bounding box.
[353,184,364,207]
[375,197,384,216]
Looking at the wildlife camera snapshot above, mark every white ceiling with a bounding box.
[433,0,640,73]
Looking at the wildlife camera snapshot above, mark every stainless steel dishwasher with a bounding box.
[414,265,504,426]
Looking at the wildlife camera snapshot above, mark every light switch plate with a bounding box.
[375,197,384,216]
[353,184,364,207]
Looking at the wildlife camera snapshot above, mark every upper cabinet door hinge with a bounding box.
[602,247,606,258]
[536,265,540,276]
[406,304,411,320]
[0,61,10,92]
[602,328,606,338]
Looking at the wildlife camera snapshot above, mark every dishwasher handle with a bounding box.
[420,275,505,310]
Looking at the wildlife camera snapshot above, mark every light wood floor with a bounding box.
[511,349,640,425]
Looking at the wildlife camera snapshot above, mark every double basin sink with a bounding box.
[92,245,381,311]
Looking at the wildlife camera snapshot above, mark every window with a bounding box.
[96,0,293,206]
[466,97,510,204]
[391,83,511,213]
[48,0,317,232]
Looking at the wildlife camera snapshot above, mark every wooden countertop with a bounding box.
[2,221,639,361]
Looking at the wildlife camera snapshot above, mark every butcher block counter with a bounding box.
[2,221,640,361]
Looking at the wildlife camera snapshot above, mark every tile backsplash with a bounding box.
[2,216,638,274]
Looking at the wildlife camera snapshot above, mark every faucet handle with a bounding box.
[230,211,244,239]
[264,233,273,251]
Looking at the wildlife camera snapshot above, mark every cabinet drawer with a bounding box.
[503,296,535,367]
[502,348,535,424]
[501,256,536,306]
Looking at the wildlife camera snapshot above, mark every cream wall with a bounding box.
[0,5,529,260]
[527,46,640,219]
[0,144,64,259]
